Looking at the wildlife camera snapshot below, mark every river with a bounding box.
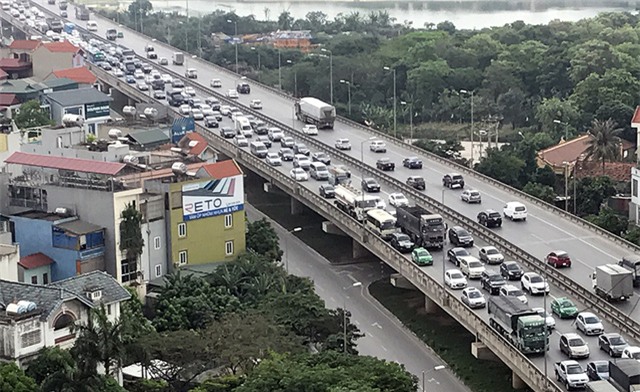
[147,0,636,29]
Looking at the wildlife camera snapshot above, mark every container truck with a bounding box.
[172,52,184,66]
[587,381,620,392]
[47,18,63,33]
[75,5,89,20]
[395,205,445,249]
[294,97,336,129]
[619,255,640,288]
[333,184,378,222]
[609,359,640,392]
[591,264,633,302]
[487,296,547,354]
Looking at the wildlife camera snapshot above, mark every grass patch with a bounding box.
[369,280,524,392]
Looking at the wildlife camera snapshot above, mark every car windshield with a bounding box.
[397,234,410,242]
[596,364,608,373]
[609,336,626,345]
[515,206,526,212]
[566,365,583,375]
[416,250,428,257]
[490,275,504,282]
[530,275,543,283]
[489,212,501,218]
[508,289,524,296]
[453,175,463,180]
[569,338,585,346]
[468,261,482,268]
[486,248,499,255]
[468,291,482,299]
[316,153,327,158]
[559,300,574,308]
[584,316,599,324]
[450,272,463,279]
[507,263,520,270]
[470,191,480,196]
[367,180,377,185]
[457,229,470,236]
[557,252,569,259]
[455,249,470,257]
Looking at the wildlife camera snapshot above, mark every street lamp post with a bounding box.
[360,137,377,222]
[421,365,447,391]
[383,66,397,138]
[343,281,362,353]
[340,79,352,115]
[553,119,568,140]
[250,47,261,80]
[227,19,238,74]
[277,50,282,90]
[286,60,297,97]
[563,161,570,211]
[284,227,302,273]
[321,48,333,104]
[460,89,474,166]
[400,100,414,143]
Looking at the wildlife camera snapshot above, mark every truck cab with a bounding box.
[106,28,117,40]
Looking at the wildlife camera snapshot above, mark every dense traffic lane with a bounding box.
[245,204,471,392]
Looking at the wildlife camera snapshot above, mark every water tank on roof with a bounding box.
[122,155,138,164]
[143,107,158,119]
[16,300,36,312]
[122,106,136,117]
[171,162,188,175]
[108,128,122,139]
[62,114,84,127]
[5,303,19,315]
[55,207,71,216]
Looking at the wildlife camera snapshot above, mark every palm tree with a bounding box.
[585,118,622,175]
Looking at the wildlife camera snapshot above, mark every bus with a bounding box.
[365,209,397,240]
[86,47,106,63]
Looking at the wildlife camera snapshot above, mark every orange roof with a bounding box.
[181,132,209,156]
[632,106,640,126]
[53,66,96,84]
[576,160,634,182]
[9,40,41,50]
[19,252,54,269]
[202,159,242,178]
[537,135,592,167]
[43,41,79,53]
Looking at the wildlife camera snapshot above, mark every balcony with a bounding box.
[79,246,105,260]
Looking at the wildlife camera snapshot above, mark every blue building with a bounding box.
[11,211,106,282]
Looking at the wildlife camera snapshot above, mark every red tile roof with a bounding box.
[537,135,592,167]
[632,106,640,125]
[0,68,8,80]
[43,41,79,53]
[181,132,209,156]
[0,58,30,69]
[0,93,18,107]
[9,40,41,51]
[19,252,54,269]
[52,66,96,85]
[5,152,126,176]
[202,159,242,178]
[575,160,634,182]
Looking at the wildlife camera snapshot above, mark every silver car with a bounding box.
[461,287,486,309]
[576,312,604,336]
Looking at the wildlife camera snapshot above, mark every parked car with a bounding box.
[370,140,387,153]
[461,287,486,309]
[442,173,464,189]
[403,156,423,169]
[586,361,609,381]
[376,158,395,171]
[598,333,628,357]
[361,178,381,192]
[265,153,282,166]
[575,312,604,336]
[448,247,471,266]
[411,247,433,266]
[311,152,331,166]
[448,226,474,247]
[546,250,572,268]
[500,261,524,280]
[520,272,549,295]
[478,246,504,264]
[389,233,414,253]
[477,209,503,228]
[551,297,579,319]
[319,184,335,199]
[560,333,590,359]
[335,138,352,150]
[481,270,505,295]
[461,189,481,203]
[406,176,426,190]
[503,201,527,221]
[388,193,409,208]
[499,284,527,304]
[445,269,467,290]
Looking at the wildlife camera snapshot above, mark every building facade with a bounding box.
[44,87,112,135]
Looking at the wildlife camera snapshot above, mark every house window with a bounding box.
[121,259,138,283]
[43,273,48,284]
[178,223,186,238]
[224,214,233,229]
[178,250,188,265]
[154,236,161,249]
[155,264,162,277]
[31,276,37,284]
[53,314,74,330]
[107,304,112,316]
[21,330,41,348]
[225,240,234,256]
[634,179,638,198]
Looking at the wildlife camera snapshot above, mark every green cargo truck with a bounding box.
[488,296,548,354]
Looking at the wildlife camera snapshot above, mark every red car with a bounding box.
[546,251,571,268]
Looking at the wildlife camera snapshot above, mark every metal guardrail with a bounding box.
[95,64,561,392]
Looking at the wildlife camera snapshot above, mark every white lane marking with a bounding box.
[380,344,389,352]
[372,322,383,329]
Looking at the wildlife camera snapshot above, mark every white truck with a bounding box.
[554,360,589,391]
[333,184,379,222]
[294,97,336,129]
[592,264,634,302]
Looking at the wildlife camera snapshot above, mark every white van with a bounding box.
[309,162,328,180]
[234,116,253,138]
[185,68,197,79]
[503,201,527,221]
[250,141,268,158]
[86,21,98,31]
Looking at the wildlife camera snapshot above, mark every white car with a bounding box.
[137,82,149,91]
[478,246,504,264]
[461,189,481,203]
[268,127,284,141]
[520,272,549,295]
[185,86,196,96]
[560,333,590,359]
[388,193,409,208]
[227,89,239,99]
[179,104,191,115]
[503,201,527,221]
[250,99,263,109]
[371,196,386,210]
[461,287,486,309]
[234,135,248,147]
[575,312,604,336]
[265,153,282,166]
[458,256,485,279]
[499,284,527,304]
[622,346,640,360]
[220,105,231,116]
[112,69,124,77]
[445,269,467,290]
[201,105,214,117]
[134,70,144,79]
[161,74,173,84]
[210,78,222,88]
[369,140,387,153]
[533,307,555,330]
[293,154,311,170]
[290,168,309,181]
[335,138,352,150]
[302,125,318,135]
[191,108,204,120]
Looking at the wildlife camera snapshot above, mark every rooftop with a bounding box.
[55,219,103,235]
[0,93,19,107]
[119,162,208,184]
[51,270,130,306]
[179,132,209,156]
[43,41,80,53]
[126,128,170,149]
[201,159,243,178]
[52,67,97,85]
[576,160,635,182]
[19,252,54,270]
[12,210,68,221]
[8,40,41,51]
[45,87,112,107]
[6,152,126,176]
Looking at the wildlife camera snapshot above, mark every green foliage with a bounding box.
[127,378,170,392]
[623,225,640,245]
[475,147,525,188]
[26,347,75,385]
[13,100,51,129]
[522,182,557,203]
[0,362,38,392]
[245,218,282,261]
[235,351,417,392]
[188,375,244,392]
[120,287,155,364]
[574,176,617,216]
[119,202,144,261]
[585,118,623,174]
[586,207,629,236]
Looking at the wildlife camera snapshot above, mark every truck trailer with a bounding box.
[609,359,640,392]
[592,264,633,302]
[395,205,445,249]
[334,184,378,222]
[487,296,547,355]
[75,5,89,20]
[586,381,620,392]
[294,97,336,129]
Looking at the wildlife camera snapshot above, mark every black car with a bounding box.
[204,116,219,128]
[500,261,524,280]
[255,125,269,135]
[403,156,423,169]
[257,135,271,148]
[406,176,426,190]
[97,62,112,71]
[172,79,185,88]
[311,152,331,166]
[141,64,153,74]
[210,111,223,121]
[293,143,310,156]
[319,184,335,199]
[443,173,465,189]
[376,158,395,171]
[447,247,471,266]
[598,333,628,357]
[477,209,502,228]
[480,271,506,295]
[586,361,609,381]
[361,177,381,192]
[278,148,294,161]
[448,226,474,247]
[153,90,166,100]
[389,233,414,253]
[219,127,235,138]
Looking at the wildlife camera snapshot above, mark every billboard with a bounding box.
[182,175,244,221]
[85,102,111,119]
[171,117,195,144]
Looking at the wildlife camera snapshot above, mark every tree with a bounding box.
[246,218,282,262]
[128,0,152,19]
[573,176,617,216]
[585,118,623,175]
[534,97,579,137]
[120,287,155,364]
[13,100,51,129]
[0,362,38,392]
[522,182,556,203]
[586,207,628,236]
[475,148,526,188]
[119,202,144,263]
[26,346,75,385]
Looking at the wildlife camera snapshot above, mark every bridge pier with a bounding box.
[290,197,305,215]
[424,294,442,314]
[322,221,349,236]
[389,273,417,290]
[471,341,500,362]
[511,371,526,390]
[352,239,372,259]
